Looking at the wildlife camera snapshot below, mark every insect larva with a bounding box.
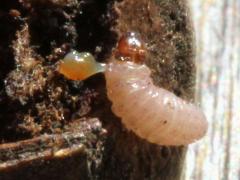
[58,50,105,80]
[104,32,207,145]
[57,32,208,146]
[105,61,208,146]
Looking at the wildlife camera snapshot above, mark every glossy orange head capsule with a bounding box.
[116,32,146,63]
[58,50,105,80]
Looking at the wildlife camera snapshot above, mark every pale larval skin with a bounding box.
[105,61,208,146]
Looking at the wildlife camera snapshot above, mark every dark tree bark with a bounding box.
[0,0,195,179]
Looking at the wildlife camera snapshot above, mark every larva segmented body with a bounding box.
[105,61,208,146]
[57,32,208,146]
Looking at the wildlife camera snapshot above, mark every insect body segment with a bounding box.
[105,61,208,146]
[58,50,105,80]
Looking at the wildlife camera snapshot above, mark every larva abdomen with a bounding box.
[105,61,208,146]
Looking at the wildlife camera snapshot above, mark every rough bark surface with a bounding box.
[0,0,195,179]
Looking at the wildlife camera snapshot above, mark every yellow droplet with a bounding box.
[58,50,105,80]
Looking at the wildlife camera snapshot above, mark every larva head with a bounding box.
[116,32,146,63]
[58,50,105,80]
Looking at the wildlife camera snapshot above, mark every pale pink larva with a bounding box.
[105,61,208,146]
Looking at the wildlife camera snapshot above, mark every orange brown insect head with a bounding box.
[115,32,146,63]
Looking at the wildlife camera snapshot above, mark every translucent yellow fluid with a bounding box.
[58,51,105,80]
